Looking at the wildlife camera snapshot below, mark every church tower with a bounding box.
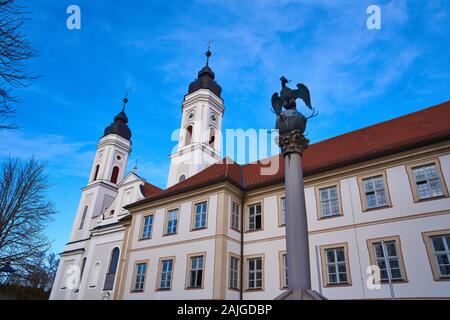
[69,98,132,242]
[167,48,224,187]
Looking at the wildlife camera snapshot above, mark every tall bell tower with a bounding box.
[69,98,132,242]
[167,48,224,187]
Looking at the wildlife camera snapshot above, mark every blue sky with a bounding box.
[0,0,449,254]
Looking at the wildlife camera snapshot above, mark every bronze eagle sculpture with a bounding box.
[271,76,316,118]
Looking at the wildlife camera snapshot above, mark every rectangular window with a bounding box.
[229,255,240,290]
[320,243,351,287]
[280,197,286,226]
[193,202,207,230]
[158,259,174,290]
[132,262,147,292]
[430,235,450,278]
[362,175,388,209]
[325,247,348,285]
[411,163,445,200]
[423,231,450,281]
[279,252,288,289]
[367,237,407,283]
[188,255,204,289]
[165,209,178,235]
[141,214,153,240]
[318,185,341,218]
[247,257,263,290]
[248,203,262,231]
[231,201,240,231]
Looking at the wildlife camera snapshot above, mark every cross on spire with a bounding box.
[132,157,139,173]
[122,90,129,112]
[205,40,213,66]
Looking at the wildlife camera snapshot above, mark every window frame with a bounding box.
[366,236,408,283]
[103,247,120,291]
[406,159,448,203]
[130,260,149,293]
[357,171,392,212]
[228,253,240,291]
[245,201,264,232]
[244,254,265,291]
[278,251,288,289]
[185,252,206,290]
[163,206,180,236]
[422,229,450,281]
[139,213,154,240]
[315,182,343,220]
[230,200,241,232]
[156,256,176,291]
[319,243,352,287]
[190,199,209,231]
[277,194,286,227]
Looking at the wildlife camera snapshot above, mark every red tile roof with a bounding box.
[141,182,163,197]
[127,100,450,208]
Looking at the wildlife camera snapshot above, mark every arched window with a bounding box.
[103,247,120,290]
[185,125,193,146]
[208,128,216,148]
[179,174,186,183]
[79,206,88,230]
[110,166,120,184]
[93,164,100,181]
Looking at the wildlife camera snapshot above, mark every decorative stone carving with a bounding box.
[278,129,310,155]
[276,109,309,155]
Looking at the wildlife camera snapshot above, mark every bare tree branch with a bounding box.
[0,157,56,289]
[0,0,37,129]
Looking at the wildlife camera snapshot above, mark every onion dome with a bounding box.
[103,97,132,141]
[188,47,222,97]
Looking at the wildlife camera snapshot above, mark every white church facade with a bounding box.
[50,52,450,300]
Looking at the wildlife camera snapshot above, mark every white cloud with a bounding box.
[0,130,95,178]
[126,0,422,123]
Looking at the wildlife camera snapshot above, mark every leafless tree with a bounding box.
[0,0,37,129]
[0,157,56,280]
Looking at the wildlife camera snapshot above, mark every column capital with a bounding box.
[278,129,310,155]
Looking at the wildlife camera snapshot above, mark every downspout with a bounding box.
[239,165,245,301]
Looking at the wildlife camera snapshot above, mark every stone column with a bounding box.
[275,109,323,299]
[281,132,310,290]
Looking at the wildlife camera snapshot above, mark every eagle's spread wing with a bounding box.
[295,83,312,109]
[271,92,282,116]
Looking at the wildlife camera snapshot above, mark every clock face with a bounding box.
[187,111,195,120]
[210,114,217,123]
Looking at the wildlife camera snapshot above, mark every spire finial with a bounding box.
[205,40,213,66]
[132,157,139,173]
[122,90,129,112]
